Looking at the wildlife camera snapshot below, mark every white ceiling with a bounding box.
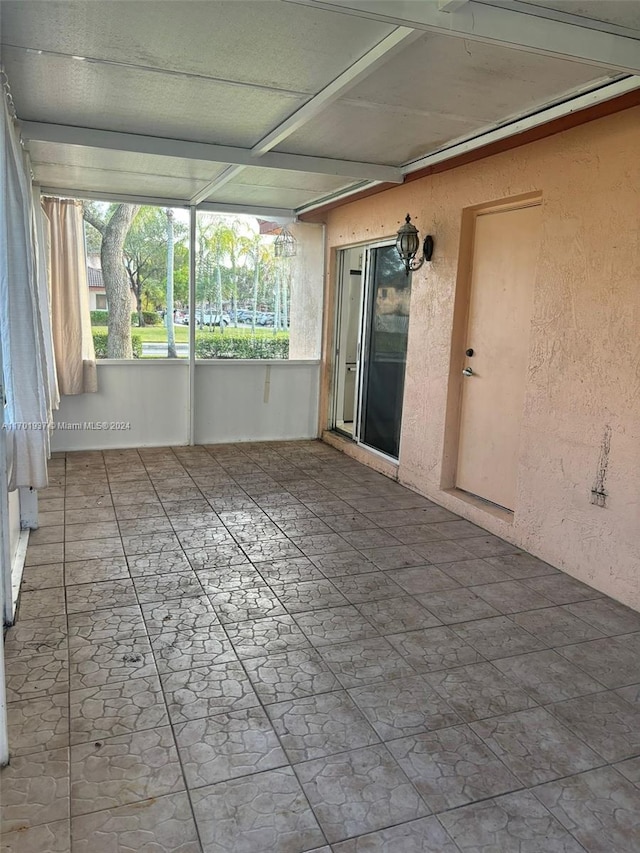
[1,0,638,215]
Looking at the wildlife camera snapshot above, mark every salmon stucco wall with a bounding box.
[320,107,640,611]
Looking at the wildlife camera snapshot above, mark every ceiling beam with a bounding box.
[190,165,246,206]
[21,122,404,184]
[250,26,420,156]
[285,0,640,74]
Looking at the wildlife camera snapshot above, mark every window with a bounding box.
[95,294,107,310]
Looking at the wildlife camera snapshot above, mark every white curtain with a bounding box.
[0,95,53,490]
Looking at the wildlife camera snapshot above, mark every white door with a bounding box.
[457,203,541,510]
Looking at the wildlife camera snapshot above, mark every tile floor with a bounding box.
[3,440,640,852]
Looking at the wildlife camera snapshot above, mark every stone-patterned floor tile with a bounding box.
[387,566,460,595]
[615,756,640,787]
[3,615,67,657]
[150,625,237,673]
[483,552,559,578]
[429,520,486,540]
[126,550,191,577]
[64,557,130,587]
[113,500,164,520]
[26,529,64,549]
[493,649,604,704]
[65,538,124,562]
[256,556,324,584]
[266,690,379,762]
[69,635,157,689]
[120,532,182,557]
[215,508,267,527]
[360,546,427,571]
[318,637,415,688]
[472,706,603,786]
[303,498,355,516]
[451,615,545,659]
[439,790,584,852]
[438,558,511,586]
[228,522,291,545]
[456,537,521,559]
[295,743,429,844]
[411,540,477,565]
[208,584,286,623]
[387,524,447,545]
[16,587,66,619]
[70,726,184,816]
[133,570,204,604]
[565,598,640,636]
[0,819,70,853]
[349,675,461,740]
[557,636,640,688]
[176,528,236,550]
[416,588,500,624]
[7,694,69,756]
[512,606,605,646]
[225,615,311,658]
[65,506,116,525]
[523,572,602,604]
[175,706,287,788]
[387,626,483,673]
[0,747,70,831]
[266,503,317,522]
[310,550,378,577]
[68,604,145,646]
[191,766,325,853]
[271,578,348,613]
[65,521,120,542]
[5,652,69,702]
[185,543,250,570]
[425,662,537,722]
[387,724,520,812]
[241,538,305,563]
[331,816,459,853]
[197,564,266,593]
[341,529,402,550]
[70,674,169,744]
[471,580,553,614]
[20,562,64,591]
[24,542,65,567]
[141,595,219,634]
[161,661,259,723]
[321,512,377,533]
[534,765,640,853]
[169,510,223,531]
[117,515,174,537]
[294,605,379,647]
[66,578,137,613]
[548,690,640,762]
[330,571,404,604]
[291,533,351,558]
[369,507,456,527]
[358,599,440,638]
[70,792,201,853]
[244,648,341,703]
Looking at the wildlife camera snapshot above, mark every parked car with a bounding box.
[185,312,231,327]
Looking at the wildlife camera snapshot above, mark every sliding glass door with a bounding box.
[333,243,411,460]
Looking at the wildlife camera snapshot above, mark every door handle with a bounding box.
[462,367,474,377]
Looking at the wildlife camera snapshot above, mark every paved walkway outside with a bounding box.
[3,440,640,852]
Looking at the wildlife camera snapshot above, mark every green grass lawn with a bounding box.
[92,325,288,343]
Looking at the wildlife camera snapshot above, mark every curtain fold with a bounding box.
[0,96,50,489]
[43,197,98,395]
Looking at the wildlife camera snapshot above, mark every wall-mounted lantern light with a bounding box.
[274,226,297,258]
[395,214,434,276]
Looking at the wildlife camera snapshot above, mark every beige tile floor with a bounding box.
[3,440,640,852]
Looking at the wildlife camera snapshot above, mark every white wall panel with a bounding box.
[50,360,320,451]
[51,361,189,451]
[194,362,320,444]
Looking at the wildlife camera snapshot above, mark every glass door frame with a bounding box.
[331,239,406,465]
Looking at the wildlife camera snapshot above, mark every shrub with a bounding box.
[90,310,109,326]
[131,311,161,326]
[93,332,142,358]
[195,331,289,359]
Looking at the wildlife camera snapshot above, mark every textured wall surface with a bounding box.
[322,108,640,610]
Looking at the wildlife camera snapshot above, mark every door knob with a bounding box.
[462,367,474,377]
